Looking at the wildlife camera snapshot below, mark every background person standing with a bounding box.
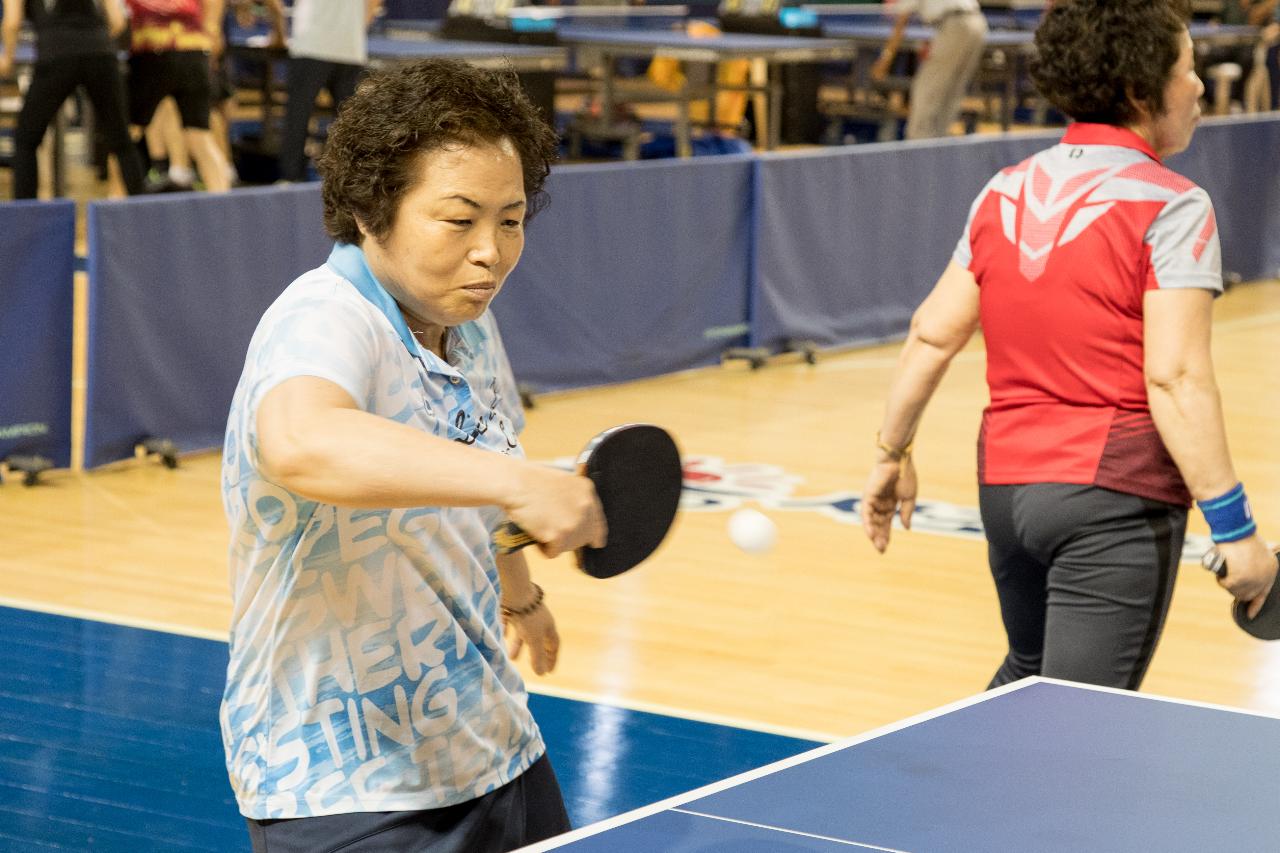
[871,0,988,140]
[0,0,145,198]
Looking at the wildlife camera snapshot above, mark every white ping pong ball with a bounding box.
[728,508,777,555]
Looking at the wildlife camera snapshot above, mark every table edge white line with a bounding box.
[670,808,915,853]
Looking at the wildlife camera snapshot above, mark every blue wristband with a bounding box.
[1197,483,1257,544]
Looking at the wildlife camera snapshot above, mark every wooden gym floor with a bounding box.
[3,277,1278,742]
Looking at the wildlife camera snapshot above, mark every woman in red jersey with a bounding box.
[862,0,1275,690]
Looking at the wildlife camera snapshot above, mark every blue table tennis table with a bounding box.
[556,27,856,154]
[825,21,1262,132]
[228,31,567,71]
[821,21,1037,132]
[519,678,1280,852]
[384,4,693,37]
[225,33,566,156]
[802,3,1045,31]
[362,35,567,69]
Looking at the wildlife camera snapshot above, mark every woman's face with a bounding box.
[1148,29,1204,159]
[359,138,526,352]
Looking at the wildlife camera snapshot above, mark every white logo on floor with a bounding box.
[554,454,1215,565]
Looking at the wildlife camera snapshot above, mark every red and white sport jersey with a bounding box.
[955,123,1223,506]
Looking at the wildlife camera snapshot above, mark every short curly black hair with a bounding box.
[318,59,560,245]
[1030,0,1192,126]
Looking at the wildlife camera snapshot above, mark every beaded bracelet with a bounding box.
[501,583,545,620]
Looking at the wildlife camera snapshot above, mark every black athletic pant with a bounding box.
[981,483,1187,691]
[244,753,571,853]
[278,57,363,182]
[13,54,145,198]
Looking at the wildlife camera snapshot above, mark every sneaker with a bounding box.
[144,173,194,193]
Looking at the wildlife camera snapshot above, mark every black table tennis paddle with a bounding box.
[493,424,683,578]
[1201,547,1280,640]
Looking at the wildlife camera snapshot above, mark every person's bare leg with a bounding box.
[184,128,230,192]
[106,155,125,197]
[209,104,239,186]
[148,99,192,184]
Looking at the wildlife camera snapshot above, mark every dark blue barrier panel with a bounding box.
[85,185,331,468]
[0,199,76,468]
[752,117,1280,352]
[493,155,756,391]
[1169,114,1280,282]
[750,132,1055,350]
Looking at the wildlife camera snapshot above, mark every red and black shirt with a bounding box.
[955,123,1223,506]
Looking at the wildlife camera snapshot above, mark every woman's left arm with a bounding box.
[1145,288,1276,610]
[496,550,560,675]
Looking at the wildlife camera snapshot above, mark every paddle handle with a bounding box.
[1201,547,1280,579]
[1201,548,1228,578]
[493,521,538,554]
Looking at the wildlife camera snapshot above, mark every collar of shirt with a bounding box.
[326,242,479,374]
[1061,123,1161,163]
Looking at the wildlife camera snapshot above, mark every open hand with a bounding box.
[505,599,560,675]
[861,457,917,553]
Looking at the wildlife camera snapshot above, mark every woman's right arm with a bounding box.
[1144,287,1276,614]
[256,375,606,557]
[260,0,286,48]
[862,260,981,552]
[871,12,911,82]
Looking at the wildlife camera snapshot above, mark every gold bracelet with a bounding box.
[875,431,913,462]
[501,583,544,620]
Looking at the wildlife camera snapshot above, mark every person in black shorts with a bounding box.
[124,0,229,191]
